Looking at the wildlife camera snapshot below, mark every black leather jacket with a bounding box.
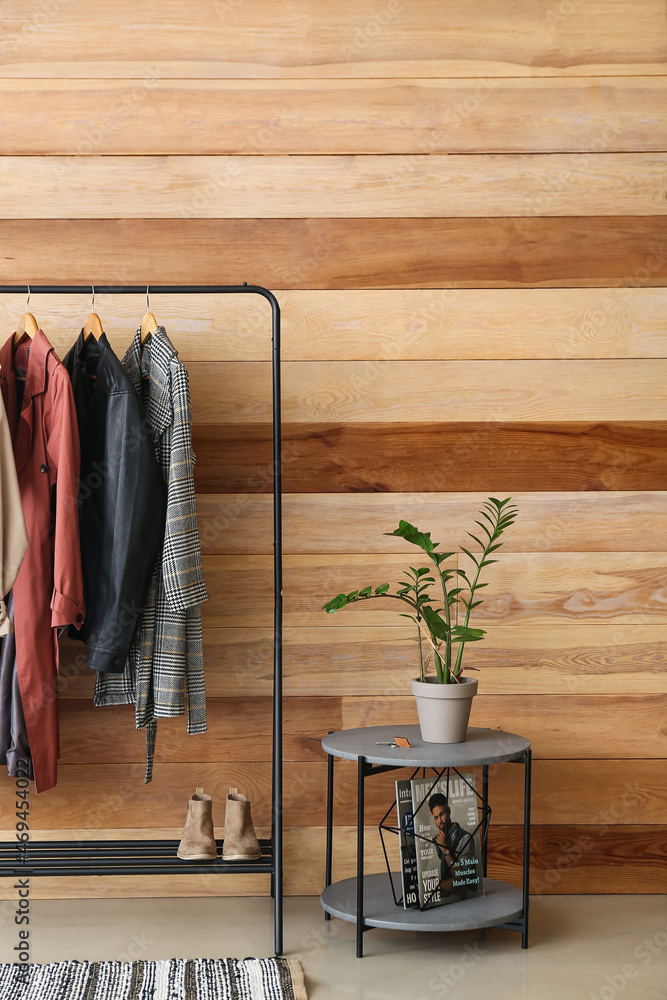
[63,332,166,672]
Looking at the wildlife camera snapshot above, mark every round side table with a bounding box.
[321,725,532,957]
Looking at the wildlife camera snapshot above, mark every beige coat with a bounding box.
[0,386,28,634]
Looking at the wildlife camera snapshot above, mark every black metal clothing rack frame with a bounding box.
[0,284,283,956]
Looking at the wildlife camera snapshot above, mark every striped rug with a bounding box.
[0,958,307,999]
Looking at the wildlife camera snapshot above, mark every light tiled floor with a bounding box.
[1,895,666,999]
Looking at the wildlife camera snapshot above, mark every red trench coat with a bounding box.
[0,331,84,792]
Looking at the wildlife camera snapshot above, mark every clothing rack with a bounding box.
[0,284,283,955]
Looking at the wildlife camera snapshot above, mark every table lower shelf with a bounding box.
[321,873,523,932]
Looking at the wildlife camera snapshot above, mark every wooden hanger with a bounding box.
[140,286,158,344]
[83,312,104,341]
[83,287,104,341]
[140,311,157,344]
[13,286,38,347]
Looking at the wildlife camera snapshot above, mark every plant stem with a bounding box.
[416,620,424,682]
[429,552,452,682]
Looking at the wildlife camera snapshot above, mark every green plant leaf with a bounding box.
[421,604,451,640]
[384,519,417,536]
[346,591,359,602]
[384,521,436,553]
[322,593,348,613]
[474,519,493,540]
[359,586,372,598]
[452,625,486,640]
[433,551,455,564]
[375,583,390,595]
[447,587,465,600]
[466,532,486,549]
[439,568,456,580]
[459,546,479,567]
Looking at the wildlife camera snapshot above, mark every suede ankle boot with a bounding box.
[177,787,217,860]
[222,787,261,861]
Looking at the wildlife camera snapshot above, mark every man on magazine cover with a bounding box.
[429,792,475,899]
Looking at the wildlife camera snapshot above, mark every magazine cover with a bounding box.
[395,779,419,909]
[410,771,484,910]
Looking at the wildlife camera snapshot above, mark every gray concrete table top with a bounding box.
[322,725,530,767]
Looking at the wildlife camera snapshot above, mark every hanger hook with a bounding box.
[26,284,31,312]
[91,284,95,311]
[146,285,150,314]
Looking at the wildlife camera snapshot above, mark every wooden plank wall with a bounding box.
[0,0,666,900]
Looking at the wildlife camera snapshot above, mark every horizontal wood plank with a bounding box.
[3,288,665,363]
[57,695,667,765]
[270,287,667,361]
[13,687,666,763]
[191,422,667,493]
[461,551,667,626]
[5,153,667,218]
[489,825,667,894]
[195,491,667,555]
[279,492,667,555]
[54,696,339,764]
[52,693,667,763]
[196,551,667,627]
[343,695,667,759]
[187,360,667,424]
[58,622,667,698]
[2,79,666,154]
[1,1,664,79]
[0,826,662,897]
[1,760,663,832]
[2,218,667,288]
[0,874,271,900]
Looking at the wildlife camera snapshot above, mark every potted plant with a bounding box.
[322,496,519,743]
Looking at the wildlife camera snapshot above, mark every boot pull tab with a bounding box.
[229,786,238,798]
[195,787,204,797]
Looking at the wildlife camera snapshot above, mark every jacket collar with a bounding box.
[0,330,54,469]
[0,328,51,395]
[123,326,175,442]
[65,329,114,384]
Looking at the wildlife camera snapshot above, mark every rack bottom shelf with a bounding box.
[321,874,523,932]
[0,839,275,877]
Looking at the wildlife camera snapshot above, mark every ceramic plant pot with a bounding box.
[411,676,478,743]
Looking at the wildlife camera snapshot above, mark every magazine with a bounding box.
[395,779,419,909]
[410,771,484,910]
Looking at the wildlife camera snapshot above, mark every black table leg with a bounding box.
[356,755,365,958]
[482,763,489,878]
[324,749,334,920]
[522,748,532,948]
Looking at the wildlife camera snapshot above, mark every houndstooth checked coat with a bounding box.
[94,327,208,780]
